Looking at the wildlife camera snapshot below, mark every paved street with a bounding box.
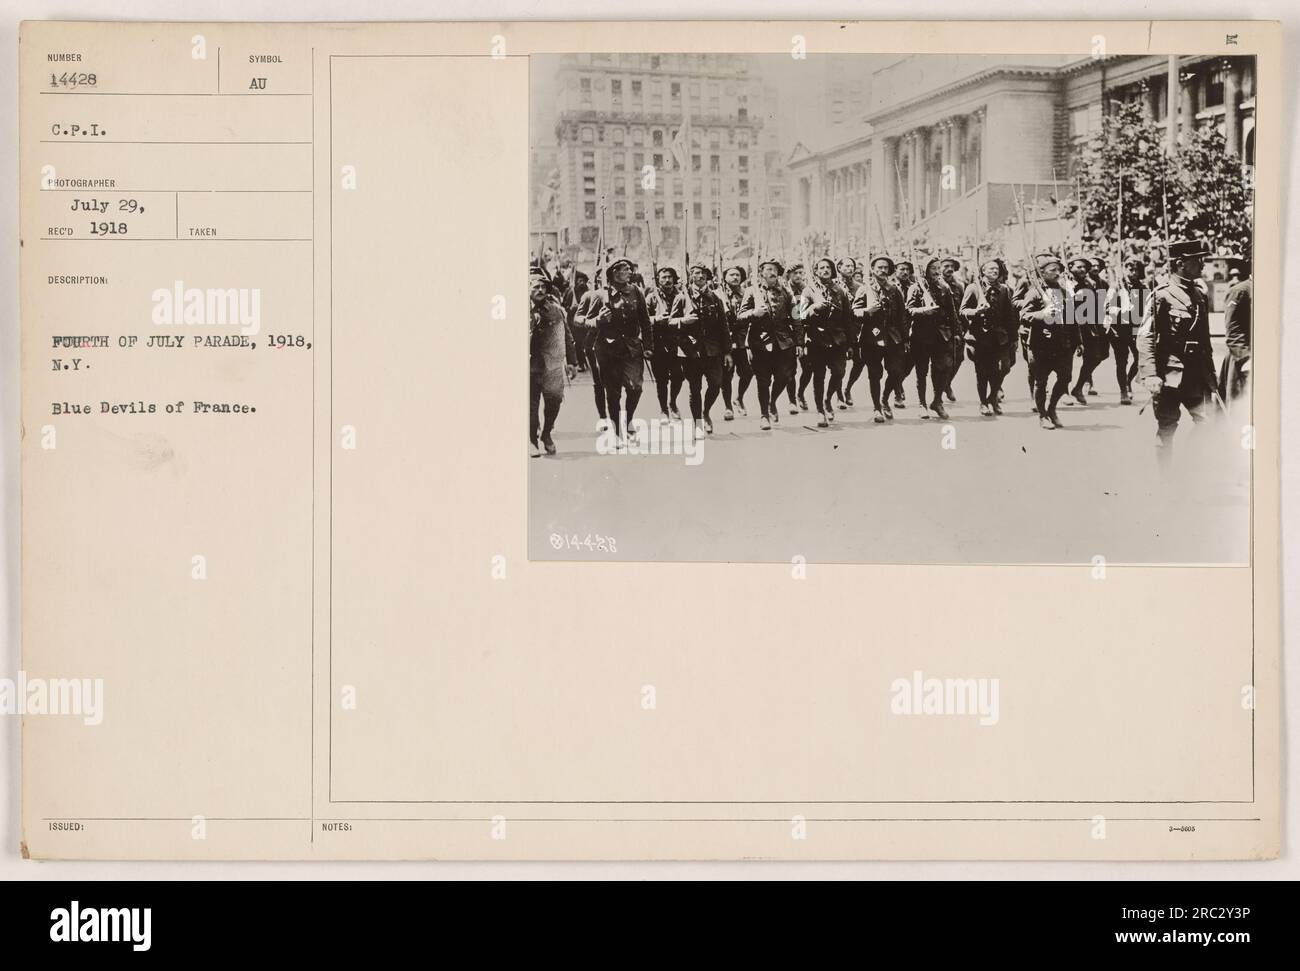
[530,339,1250,565]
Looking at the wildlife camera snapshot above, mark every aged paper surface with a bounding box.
[19,20,1280,859]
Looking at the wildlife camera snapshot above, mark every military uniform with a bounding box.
[799,270,844,424]
[529,272,577,454]
[906,257,959,419]
[739,265,800,426]
[722,270,753,416]
[1068,258,1110,403]
[1011,273,1037,405]
[645,276,687,418]
[1105,263,1147,404]
[578,259,653,438]
[1218,276,1251,402]
[850,256,908,420]
[1136,242,1217,460]
[1018,254,1081,427]
[569,284,605,419]
[687,266,732,432]
[959,271,1016,414]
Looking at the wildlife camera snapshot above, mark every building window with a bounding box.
[1205,68,1225,108]
[635,202,645,220]
[632,80,642,96]
[710,155,720,173]
[691,155,701,172]
[739,202,749,219]
[632,129,644,146]
[611,79,622,96]
[739,179,749,196]
[633,152,644,169]
[671,82,680,99]
[738,131,749,148]
[739,154,748,172]
[652,153,664,169]
[584,202,596,220]
[674,202,684,219]
[654,202,665,220]
[612,128,624,145]
[710,178,720,196]
[614,201,626,218]
[740,225,749,236]
[709,130,720,148]
[1070,105,1090,141]
[693,202,703,219]
[615,180,626,196]
[580,225,598,245]
[581,127,594,143]
[652,130,663,147]
[582,151,595,171]
[738,107,748,122]
[583,177,596,195]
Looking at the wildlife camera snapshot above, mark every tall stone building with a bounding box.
[788,54,1256,262]
[548,53,777,269]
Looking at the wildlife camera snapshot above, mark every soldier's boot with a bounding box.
[816,411,829,429]
[824,398,835,422]
[979,403,993,416]
[797,394,809,411]
[944,387,956,403]
[703,416,714,435]
[991,399,1003,416]
[759,415,771,430]
[541,433,557,456]
[882,400,894,420]
[1039,414,1055,430]
[873,409,886,423]
[1049,408,1064,429]
[723,408,735,421]
[529,439,543,457]
[931,400,949,421]
[1119,389,1132,405]
[894,388,906,408]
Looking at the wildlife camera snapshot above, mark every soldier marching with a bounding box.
[532,233,1247,467]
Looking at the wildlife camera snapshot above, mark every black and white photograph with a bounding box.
[528,52,1256,565]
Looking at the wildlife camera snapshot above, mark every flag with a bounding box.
[670,94,691,172]
[670,125,689,172]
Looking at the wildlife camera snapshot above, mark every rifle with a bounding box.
[1013,185,1058,321]
[714,207,722,281]
[1052,168,1068,261]
[894,159,932,307]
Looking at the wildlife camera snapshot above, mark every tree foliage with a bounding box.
[1065,99,1252,260]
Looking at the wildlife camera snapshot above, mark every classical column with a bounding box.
[918,127,931,219]
[1165,55,1179,151]
[1180,70,1197,144]
[1224,59,1241,157]
[957,116,968,195]
[903,133,916,225]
